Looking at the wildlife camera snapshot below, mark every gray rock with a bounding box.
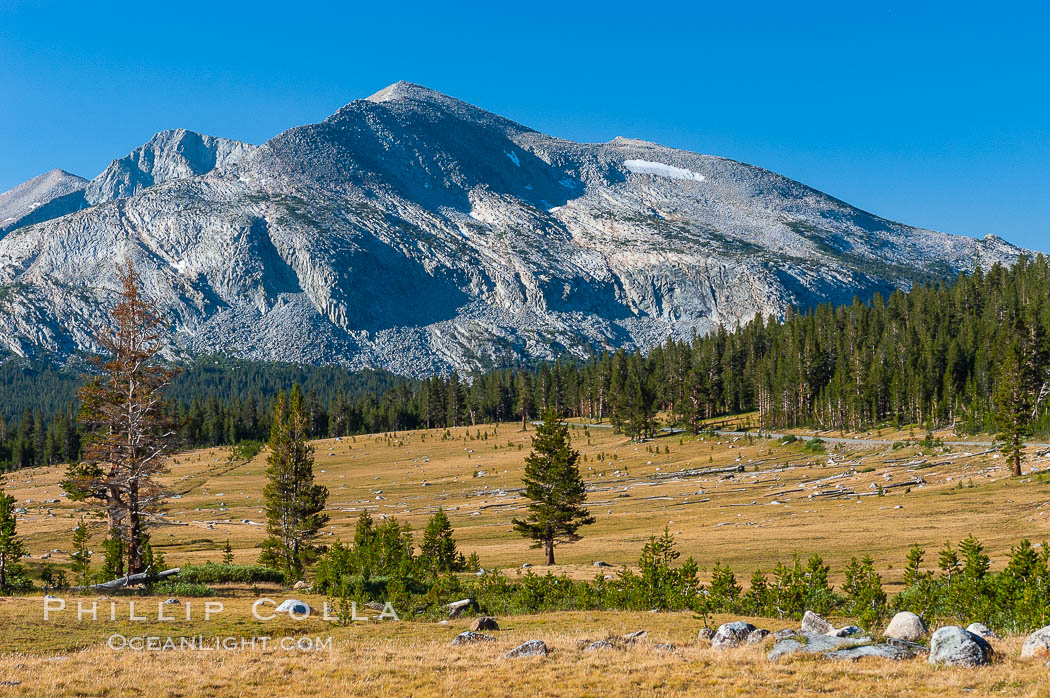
[768,632,869,662]
[965,623,999,641]
[163,598,181,605]
[1021,625,1050,659]
[593,561,612,567]
[450,632,495,646]
[621,630,647,644]
[583,640,618,652]
[470,616,500,632]
[884,611,927,642]
[697,627,715,641]
[504,640,548,658]
[831,625,864,638]
[772,629,797,641]
[746,628,771,644]
[801,611,834,635]
[928,626,992,667]
[651,643,677,651]
[274,599,312,616]
[712,622,757,649]
[824,644,915,661]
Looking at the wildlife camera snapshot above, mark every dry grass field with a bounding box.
[0,603,1047,697]
[3,417,1050,695]
[9,418,1050,584]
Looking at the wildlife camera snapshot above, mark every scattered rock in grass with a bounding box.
[292,580,308,591]
[824,644,915,661]
[966,623,999,641]
[767,632,870,662]
[831,625,864,638]
[163,598,180,605]
[1021,625,1050,658]
[450,632,495,646]
[928,626,992,667]
[885,612,928,642]
[584,639,618,652]
[651,643,677,652]
[712,622,758,649]
[504,640,548,658]
[274,599,312,617]
[746,629,771,644]
[697,627,715,641]
[884,637,929,654]
[801,611,834,635]
[470,616,500,632]
[772,629,797,641]
[622,630,647,644]
[593,561,612,567]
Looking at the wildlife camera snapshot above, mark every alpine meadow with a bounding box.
[1,6,1049,694]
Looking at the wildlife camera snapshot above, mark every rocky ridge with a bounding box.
[0,82,1028,375]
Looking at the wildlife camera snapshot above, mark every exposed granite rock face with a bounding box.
[84,129,256,205]
[928,626,992,667]
[0,169,88,235]
[0,82,1028,373]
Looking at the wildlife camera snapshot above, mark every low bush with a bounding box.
[147,581,213,597]
[177,563,285,585]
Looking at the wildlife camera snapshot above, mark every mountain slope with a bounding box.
[0,82,1027,375]
[0,169,88,235]
[84,128,257,204]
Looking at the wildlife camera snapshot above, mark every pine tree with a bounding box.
[61,259,180,575]
[0,482,27,592]
[98,531,124,582]
[70,518,92,586]
[419,508,464,573]
[259,384,330,578]
[512,410,594,565]
[994,341,1032,476]
[222,538,234,565]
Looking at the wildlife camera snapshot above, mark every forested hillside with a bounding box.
[2,256,1048,472]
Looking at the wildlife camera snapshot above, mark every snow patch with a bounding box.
[504,150,520,167]
[558,178,578,189]
[623,159,704,182]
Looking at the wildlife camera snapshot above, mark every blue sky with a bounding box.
[1,1,1047,251]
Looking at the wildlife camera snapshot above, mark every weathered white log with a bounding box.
[76,567,181,592]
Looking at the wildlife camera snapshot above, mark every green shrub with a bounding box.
[177,563,285,585]
[803,438,826,453]
[149,581,213,597]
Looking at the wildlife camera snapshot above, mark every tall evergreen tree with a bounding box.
[512,410,595,565]
[259,384,330,578]
[0,481,26,592]
[70,518,92,586]
[994,341,1032,476]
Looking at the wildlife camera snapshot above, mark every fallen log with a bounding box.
[76,567,181,592]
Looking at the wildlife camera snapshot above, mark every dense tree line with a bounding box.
[3,256,1049,472]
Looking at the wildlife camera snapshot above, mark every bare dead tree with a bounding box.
[62,259,180,574]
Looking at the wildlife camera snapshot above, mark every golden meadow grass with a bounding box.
[3,418,1050,695]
